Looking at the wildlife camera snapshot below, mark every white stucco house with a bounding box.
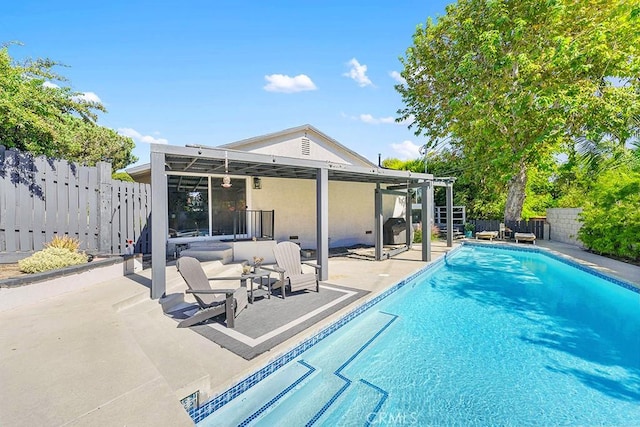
[130,124,413,250]
[126,124,454,298]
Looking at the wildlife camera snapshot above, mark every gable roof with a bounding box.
[218,124,376,168]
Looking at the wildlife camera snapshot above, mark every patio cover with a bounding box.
[150,143,455,299]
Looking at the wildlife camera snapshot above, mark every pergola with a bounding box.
[149,143,456,299]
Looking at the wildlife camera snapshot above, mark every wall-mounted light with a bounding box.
[253,177,262,190]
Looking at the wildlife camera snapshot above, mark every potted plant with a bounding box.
[252,256,264,273]
[464,222,475,238]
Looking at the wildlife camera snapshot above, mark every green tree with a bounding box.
[396,0,640,221]
[0,44,136,170]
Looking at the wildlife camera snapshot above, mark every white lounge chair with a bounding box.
[514,232,536,244]
[268,241,321,298]
[476,230,499,241]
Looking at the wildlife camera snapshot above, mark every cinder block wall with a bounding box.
[546,208,583,247]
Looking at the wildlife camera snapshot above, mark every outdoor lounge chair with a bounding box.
[175,256,248,328]
[476,230,499,241]
[514,232,536,244]
[268,241,321,298]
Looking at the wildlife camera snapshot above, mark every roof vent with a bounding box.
[301,137,310,156]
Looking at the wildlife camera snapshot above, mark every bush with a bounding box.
[18,247,88,274]
[45,235,80,252]
[578,168,640,261]
[413,228,422,243]
[431,224,440,241]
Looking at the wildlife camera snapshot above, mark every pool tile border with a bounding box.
[188,250,452,423]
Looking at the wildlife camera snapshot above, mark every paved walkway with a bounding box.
[0,240,637,426]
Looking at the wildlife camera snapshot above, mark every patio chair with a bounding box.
[268,241,321,298]
[175,256,248,328]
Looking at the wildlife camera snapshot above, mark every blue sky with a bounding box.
[2,1,451,169]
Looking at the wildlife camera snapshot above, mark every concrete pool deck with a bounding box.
[0,240,637,425]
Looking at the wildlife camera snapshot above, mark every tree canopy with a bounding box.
[396,0,640,221]
[0,45,136,170]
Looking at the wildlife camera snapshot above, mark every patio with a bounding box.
[0,240,638,425]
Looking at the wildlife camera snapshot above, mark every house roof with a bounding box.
[133,125,455,187]
[153,143,452,187]
[218,124,376,168]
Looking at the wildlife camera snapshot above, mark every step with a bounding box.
[199,360,321,427]
[311,378,389,426]
[249,366,348,426]
[198,310,399,426]
[243,311,399,425]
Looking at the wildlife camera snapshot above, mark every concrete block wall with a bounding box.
[546,208,583,247]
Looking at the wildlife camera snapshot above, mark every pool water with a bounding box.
[200,245,640,426]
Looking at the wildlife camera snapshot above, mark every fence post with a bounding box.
[97,162,113,254]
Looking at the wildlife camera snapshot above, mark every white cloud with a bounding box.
[42,82,102,104]
[118,128,168,145]
[344,112,397,125]
[263,74,317,93]
[391,140,421,160]
[71,91,102,103]
[389,71,406,85]
[343,58,373,87]
[357,114,396,124]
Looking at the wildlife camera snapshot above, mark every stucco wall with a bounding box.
[251,177,401,249]
[546,208,583,247]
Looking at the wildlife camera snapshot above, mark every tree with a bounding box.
[396,0,640,221]
[0,44,136,170]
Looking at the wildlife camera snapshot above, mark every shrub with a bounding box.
[431,224,440,241]
[578,168,640,261]
[18,247,87,274]
[413,228,422,243]
[45,235,80,252]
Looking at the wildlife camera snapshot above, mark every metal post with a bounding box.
[405,186,412,249]
[446,182,453,247]
[316,168,329,281]
[422,182,432,262]
[375,183,383,260]
[151,151,168,299]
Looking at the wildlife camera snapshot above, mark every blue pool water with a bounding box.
[199,245,640,426]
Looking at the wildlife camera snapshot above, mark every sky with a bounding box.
[2,0,452,169]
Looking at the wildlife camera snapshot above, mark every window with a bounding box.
[167,175,247,238]
[168,175,209,237]
[210,177,246,236]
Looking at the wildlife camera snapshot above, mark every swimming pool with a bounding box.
[195,244,640,426]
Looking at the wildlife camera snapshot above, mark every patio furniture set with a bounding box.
[175,241,321,329]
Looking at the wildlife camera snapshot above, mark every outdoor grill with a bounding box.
[383,217,409,245]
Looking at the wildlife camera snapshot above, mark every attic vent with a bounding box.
[301,138,310,156]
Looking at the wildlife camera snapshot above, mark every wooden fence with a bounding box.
[0,146,151,261]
